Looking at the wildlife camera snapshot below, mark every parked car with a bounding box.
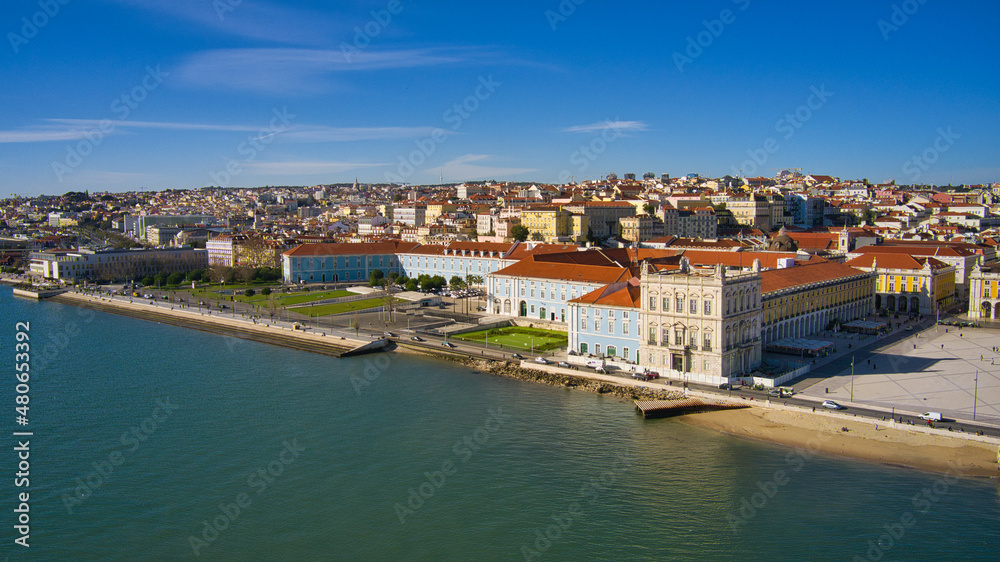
[410,336,423,342]
[383,331,396,338]
[719,383,734,390]
[512,353,524,360]
[822,400,844,410]
[441,341,456,348]
[919,412,943,421]
[644,371,660,379]
[143,293,153,299]
[557,361,571,368]
[534,357,549,364]
[632,373,651,381]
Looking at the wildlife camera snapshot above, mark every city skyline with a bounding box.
[2,0,998,196]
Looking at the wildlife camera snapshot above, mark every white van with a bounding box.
[919,412,943,421]
[585,359,605,369]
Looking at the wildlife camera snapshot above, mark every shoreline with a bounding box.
[677,406,999,479]
[37,289,1000,478]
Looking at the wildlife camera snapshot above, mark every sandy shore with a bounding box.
[679,406,999,478]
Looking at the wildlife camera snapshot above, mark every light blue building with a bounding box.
[487,252,637,322]
[566,280,642,362]
[281,241,416,284]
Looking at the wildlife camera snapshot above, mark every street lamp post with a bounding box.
[851,355,855,402]
[973,369,979,421]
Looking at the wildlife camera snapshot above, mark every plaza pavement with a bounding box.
[797,323,1000,425]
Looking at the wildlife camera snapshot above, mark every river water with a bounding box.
[3,287,999,561]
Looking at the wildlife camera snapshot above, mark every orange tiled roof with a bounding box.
[283,240,419,256]
[493,254,637,284]
[569,278,642,308]
[760,261,869,295]
[845,254,950,271]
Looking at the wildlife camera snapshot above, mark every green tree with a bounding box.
[369,269,385,287]
[187,269,204,282]
[449,275,466,289]
[261,287,272,296]
[166,272,185,285]
[244,288,256,297]
[141,275,155,286]
[511,224,530,242]
[404,279,418,292]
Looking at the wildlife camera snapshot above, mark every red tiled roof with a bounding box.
[845,254,950,271]
[853,245,973,258]
[283,241,419,256]
[760,261,869,294]
[569,278,641,308]
[493,254,637,284]
[680,250,805,269]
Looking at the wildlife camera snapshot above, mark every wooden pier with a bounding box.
[634,398,749,419]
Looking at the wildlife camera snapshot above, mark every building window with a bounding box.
[606,346,617,357]
[704,359,711,371]
[663,297,670,312]
[704,300,712,315]
[690,299,698,314]
[704,333,712,351]
[580,343,588,354]
[649,297,656,310]
[530,288,535,297]
[595,344,602,355]
[675,330,683,345]
[676,297,684,312]
[987,286,992,298]
[530,305,535,313]
[690,332,698,348]
[623,348,629,360]
[622,322,629,335]
[608,320,614,334]
[594,319,600,332]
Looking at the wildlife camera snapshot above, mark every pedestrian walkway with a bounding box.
[798,323,1000,424]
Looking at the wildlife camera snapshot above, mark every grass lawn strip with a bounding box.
[452,327,567,352]
[293,297,401,317]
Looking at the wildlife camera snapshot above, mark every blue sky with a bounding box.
[2,0,998,196]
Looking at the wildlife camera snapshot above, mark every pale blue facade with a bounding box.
[398,252,509,283]
[567,303,641,361]
[487,276,603,322]
[282,252,401,284]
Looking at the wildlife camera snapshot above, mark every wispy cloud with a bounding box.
[0,119,256,143]
[438,154,537,181]
[245,161,389,175]
[176,48,467,94]
[0,120,445,144]
[282,125,450,143]
[100,0,345,46]
[562,120,649,134]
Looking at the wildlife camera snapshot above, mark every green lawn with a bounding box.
[272,290,353,306]
[452,326,568,352]
[180,287,352,306]
[293,297,401,317]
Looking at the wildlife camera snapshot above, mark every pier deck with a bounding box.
[634,398,749,419]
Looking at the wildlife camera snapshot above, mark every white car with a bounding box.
[822,400,844,410]
[534,357,549,364]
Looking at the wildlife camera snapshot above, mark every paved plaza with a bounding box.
[798,323,1000,425]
